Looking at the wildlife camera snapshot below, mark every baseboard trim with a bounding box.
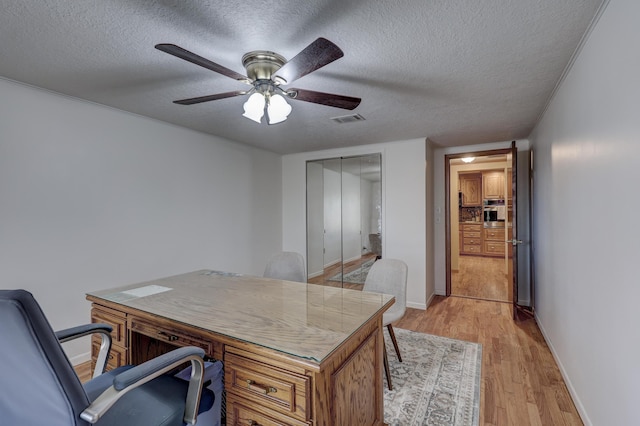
[425,292,436,309]
[407,301,426,310]
[69,351,91,367]
[535,313,592,426]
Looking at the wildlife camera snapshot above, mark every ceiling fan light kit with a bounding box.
[242,92,266,123]
[155,38,361,125]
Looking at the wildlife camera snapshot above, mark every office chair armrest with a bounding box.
[55,323,113,342]
[81,346,206,425]
[56,323,113,378]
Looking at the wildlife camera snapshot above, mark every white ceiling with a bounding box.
[0,0,603,154]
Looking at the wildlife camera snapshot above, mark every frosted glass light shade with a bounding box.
[267,94,292,124]
[461,157,475,163]
[242,93,266,123]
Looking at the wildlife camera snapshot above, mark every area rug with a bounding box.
[383,328,482,426]
[328,258,375,284]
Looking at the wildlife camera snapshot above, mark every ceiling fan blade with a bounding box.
[155,44,250,83]
[274,38,344,84]
[173,90,247,105]
[287,88,361,110]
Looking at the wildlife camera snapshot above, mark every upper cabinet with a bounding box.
[482,171,505,199]
[459,173,482,206]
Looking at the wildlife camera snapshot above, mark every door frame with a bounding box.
[444,148,512,297]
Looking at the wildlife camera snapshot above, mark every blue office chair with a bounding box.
[0,289,214,426]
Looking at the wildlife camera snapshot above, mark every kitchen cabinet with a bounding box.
[459,173,482,206]
[460,223,482,255]
[483,227,505,256]
[482,171,505,199]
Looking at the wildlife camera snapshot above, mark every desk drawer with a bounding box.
[225,350,310,422]
[91,306,127,346]
[226,394,310,426]
[91,340,127,372]
[129,317,213,355]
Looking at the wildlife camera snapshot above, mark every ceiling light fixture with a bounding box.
[242,89,292,125]
[461,157,475,163]
[242,92,266,123]
[238,51,293,125]
[266,93,292,124]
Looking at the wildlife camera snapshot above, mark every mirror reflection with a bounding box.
[306,154,382,289]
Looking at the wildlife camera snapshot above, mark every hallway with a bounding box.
[451,256,511,302]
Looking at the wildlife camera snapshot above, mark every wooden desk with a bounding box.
[86,270,394,425]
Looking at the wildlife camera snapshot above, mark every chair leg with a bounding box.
[383,339,392,390]
[387,324,402,362]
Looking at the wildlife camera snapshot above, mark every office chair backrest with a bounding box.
[0,289,91,426]
[263,251,307,282]
[363,259,408,324]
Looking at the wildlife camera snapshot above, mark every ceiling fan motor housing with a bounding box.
[241,51,287,82]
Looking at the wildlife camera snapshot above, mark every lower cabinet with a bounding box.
[460,223,483,255]
[461,224,515,258]
[483,228,506,256]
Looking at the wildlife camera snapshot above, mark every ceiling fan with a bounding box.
[155,38,361,124]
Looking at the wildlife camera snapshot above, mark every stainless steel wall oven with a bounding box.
[483,199,506,228]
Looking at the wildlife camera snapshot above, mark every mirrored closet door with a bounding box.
[306,154,382,289]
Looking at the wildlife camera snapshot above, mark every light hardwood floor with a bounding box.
[396,296,582,425]
[451,255,511,302]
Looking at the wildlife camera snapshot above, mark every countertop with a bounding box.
[460,221,512,228]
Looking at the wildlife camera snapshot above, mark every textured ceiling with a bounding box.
[0,0,603,154]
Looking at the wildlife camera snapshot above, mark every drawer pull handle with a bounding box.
[157,331,179,341]
[246,379,277,394]
[248,421,260,426]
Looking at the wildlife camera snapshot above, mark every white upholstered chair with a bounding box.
[263,251,307,283]
[362,258,408,390]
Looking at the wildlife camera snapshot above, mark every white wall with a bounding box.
[425,141,436,306]
[528,0,639,424]
[282,139,428,310]
[0,78,283,363]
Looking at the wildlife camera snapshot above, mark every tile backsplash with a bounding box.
[460,206,482,222]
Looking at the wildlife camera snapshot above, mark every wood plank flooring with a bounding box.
[395,296,583,425]
[451,255,511,302]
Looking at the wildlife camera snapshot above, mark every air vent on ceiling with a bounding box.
[331,113,366,124]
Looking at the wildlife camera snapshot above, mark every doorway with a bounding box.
[446,150,513,303]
